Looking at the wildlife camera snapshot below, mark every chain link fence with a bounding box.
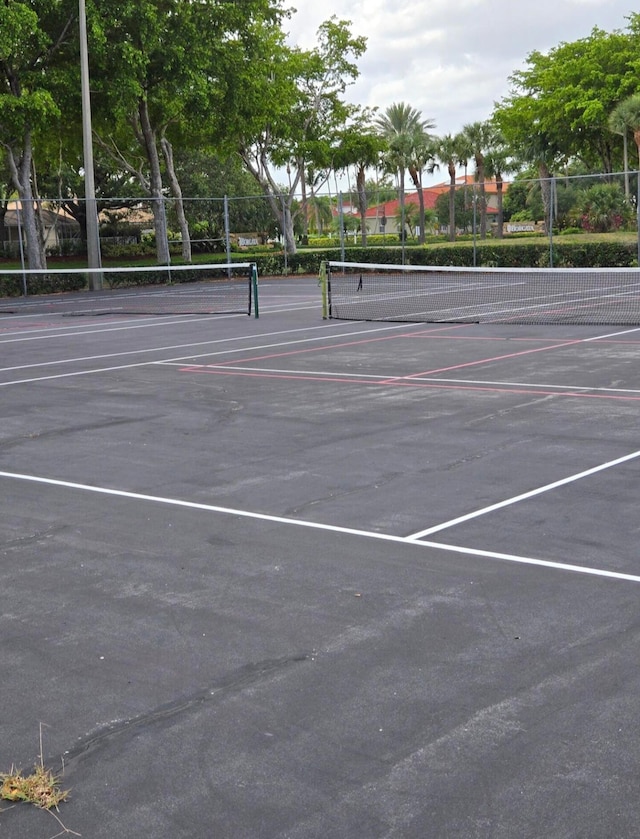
[1,170,639,269]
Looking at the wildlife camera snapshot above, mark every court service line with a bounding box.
[584,326,640,341]
[175,366,640,401]
[0,300,322,342]
[407,448,640,539]
[380,336,589,382]
[1,469,639,584]
[380,324,640,384]
[0,322,412,381]
[0,321,373,372]
[416,376,640,395]
[0,313,247,341]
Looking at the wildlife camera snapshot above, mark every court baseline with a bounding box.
[1,454,639,585]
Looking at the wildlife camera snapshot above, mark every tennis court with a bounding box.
[2,273,640,837]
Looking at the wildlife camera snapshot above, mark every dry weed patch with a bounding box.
[1,764,69,810]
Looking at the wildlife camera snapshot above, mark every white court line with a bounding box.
[406,376,640,395]
[407,449,640,539]
[1,469,639,584]
[584,326,640,340]
[174,365,640,395]
[0,321,376,373]
[164,363,388,379]
[0,313,238,339]
[0,302,319,342]
[0,322,410,384]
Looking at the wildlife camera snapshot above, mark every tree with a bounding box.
[170,150,277,251]
[375,102,434,243]
[90,0,288,264]
[484,129,515,239]
[608,101,632,198]
[434,189,473,234]
[407,129,435,244]
[494,25,638,175]
[0,0,78,269]
[570,182,634,232]
[494,93,564,234]
[232,17,366,255]
[608,93,640,182]
[432,133,466,241]
[333,109,385,245]
[461,120,495,239]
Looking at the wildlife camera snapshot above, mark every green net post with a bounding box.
[251,263,259,318]
[319,261,328,319]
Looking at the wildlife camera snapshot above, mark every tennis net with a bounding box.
[0,262,258,317]
[322,261,640,325]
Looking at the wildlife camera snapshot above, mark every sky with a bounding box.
[284,0,635,187]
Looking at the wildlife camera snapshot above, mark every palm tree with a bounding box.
[334,111,386,245]
[432,133,466,241]
[515,128,562,235]
[609,94,640,198]
[407,130,436,244]
[461,121,495,239]
[485,131,515,239]
[375,102,434,242]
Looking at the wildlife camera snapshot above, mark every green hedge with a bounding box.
[0,271,86,298]
[1,240,637,298]
[250,241,637,276]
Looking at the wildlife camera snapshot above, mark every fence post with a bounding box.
[224,195,231,277]
[251,262,259,318]
[472,184,477,267]
[280,195,288,275]
[549,177,555,268]
[319,260,328,319]
[16,204,27,296]
[637,172,640,267]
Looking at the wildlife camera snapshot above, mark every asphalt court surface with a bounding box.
[2,276,640,837]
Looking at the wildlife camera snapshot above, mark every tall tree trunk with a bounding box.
[0,205,6,250]
[476,159,487,239]
[539,161,552,235]
[161,135,191,263]
[299,167,309,245]
[495,173,504,239]
[634,129,640,171]
[623,131,630,199]
[6,135,46,270]
[356,164,367,246]
[398,168,406,241]
[311,185,322,234]
[409,165,425,245]
[239,145,298,255]
[448,162,456,242]
[138,99,170,266]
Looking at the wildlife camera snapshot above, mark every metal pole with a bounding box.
[16,204,27,296]
[79,0,102,290]
[472,184,477,267]
[224,195,231,276]
[636,170,640,267]
[281,195,288,275]
[549,177,555,268]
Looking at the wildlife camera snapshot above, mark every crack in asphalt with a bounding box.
[60,653,310,768]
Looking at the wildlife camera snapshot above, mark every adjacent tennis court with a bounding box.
[2,272,640,838]
[323,260,640,324]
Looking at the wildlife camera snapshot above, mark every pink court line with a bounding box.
[178,365,640,402]
[207,323,465,368]
[2,469,639,584]
[379,336,587,382]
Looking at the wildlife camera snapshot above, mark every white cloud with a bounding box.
[286,0,634,138]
